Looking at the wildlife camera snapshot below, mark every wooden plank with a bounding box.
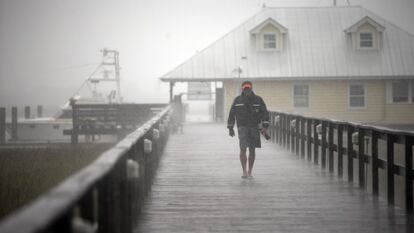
[137,124,414,233]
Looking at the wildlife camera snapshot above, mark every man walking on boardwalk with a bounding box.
[227,81,270,178]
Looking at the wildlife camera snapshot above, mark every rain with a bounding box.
[1,0,414,232]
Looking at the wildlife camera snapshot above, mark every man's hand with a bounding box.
[229,128,235,137]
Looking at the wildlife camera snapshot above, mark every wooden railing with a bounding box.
[64,101,168,144]
[267,111,414,212]
[0,105,175,233]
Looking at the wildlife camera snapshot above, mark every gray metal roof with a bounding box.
[160,6,414,82]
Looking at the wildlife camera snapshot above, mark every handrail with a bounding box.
[267,110,414,212]
[0,105,174,233]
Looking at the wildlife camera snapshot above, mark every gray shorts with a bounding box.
[237,126,261,149]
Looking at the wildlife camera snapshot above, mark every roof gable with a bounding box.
[344,16,386,33]
[161,6,414,81]
[249,17,288,34]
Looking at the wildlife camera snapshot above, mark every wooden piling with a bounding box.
[0,108,5,144]
[37,105,43,118]
[11,107,17,140]
[25,106,30,119]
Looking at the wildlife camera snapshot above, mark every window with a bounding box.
[263,34,276,49]
[293,84,309,108]
[392,80,409,103]
[359,32,373,48]
[349,83,365,108]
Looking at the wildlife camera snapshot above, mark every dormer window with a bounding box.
[359,32,373,48]
[345,16,385,51]
[250,17,288,52]
[263,33,277,49]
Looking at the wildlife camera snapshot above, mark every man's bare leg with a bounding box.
[248,147,256,177]
[240,148,248,177]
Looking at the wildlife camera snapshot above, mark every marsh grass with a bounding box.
[0,144,112,219]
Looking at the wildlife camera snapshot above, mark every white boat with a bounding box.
[8,49,122,143]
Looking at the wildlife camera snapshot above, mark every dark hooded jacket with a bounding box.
[227,91,270,129]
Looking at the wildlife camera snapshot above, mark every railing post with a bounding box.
[98,170,118,233]
[274,113,278,144]
[11,107,17,141]
[328,122,334,173]
[295,117,300,156]
[52,212,71,233]
[372,131,379,195]
[0,108,5,144]
[321,121,327,169]
[337,124,343,178]
[282,114,287,148]
[288,116,296,153]
[269,112,274,143]
[119,155,130,233]
[306,118,312,161]
[79,188,98,230]
[279,114,283,147]
[286,114,289,149]
[405,136,413,212]
[70,99,79,145]
[358,128,365,188]
[313,120,319,164]
[386,134,395,205]
[300,117,305,158]
[347,125,354,182]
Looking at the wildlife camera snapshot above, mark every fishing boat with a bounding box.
[8,49,122,143]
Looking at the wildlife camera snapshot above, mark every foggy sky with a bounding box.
[0,0,413,107]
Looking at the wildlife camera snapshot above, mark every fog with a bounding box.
[0,0,413,108]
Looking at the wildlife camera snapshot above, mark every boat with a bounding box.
[7,49,122,143]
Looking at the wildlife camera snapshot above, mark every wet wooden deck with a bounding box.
[136,123,414,233]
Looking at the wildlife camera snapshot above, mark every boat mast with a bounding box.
[89,48,122,103]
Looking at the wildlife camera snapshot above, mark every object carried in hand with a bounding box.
[261,131,271,140]
[228,127,235,137]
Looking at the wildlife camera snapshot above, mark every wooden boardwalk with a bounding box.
[136,123,414,233]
